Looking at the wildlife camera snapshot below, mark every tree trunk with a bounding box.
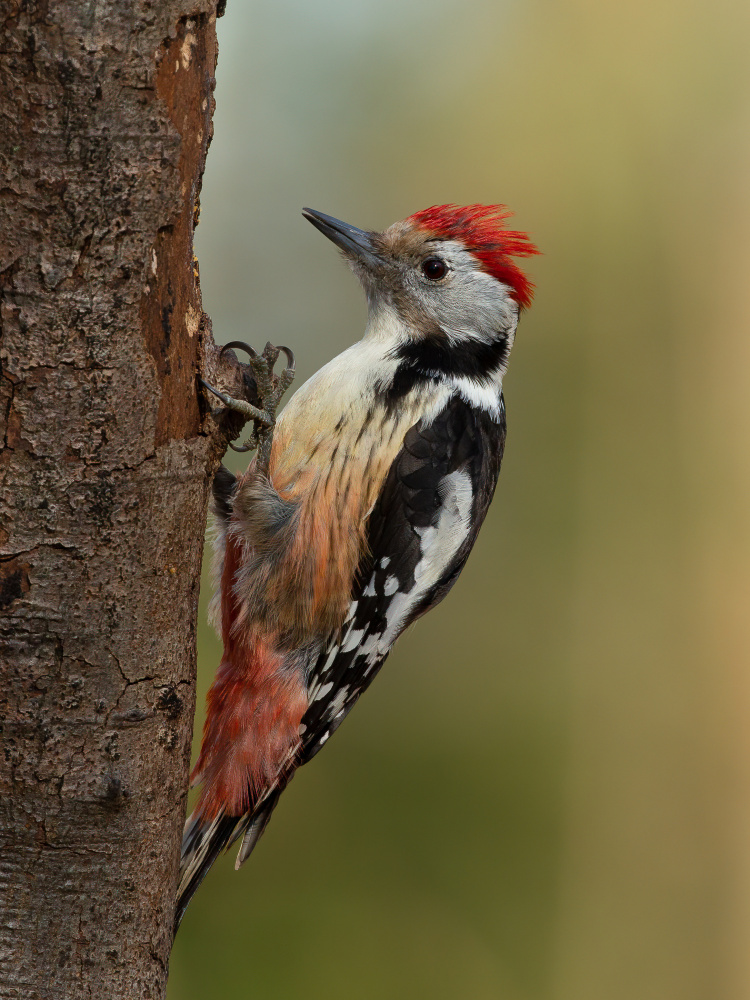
[0,3,241,996]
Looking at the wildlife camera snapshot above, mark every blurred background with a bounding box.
[169,1,750,997]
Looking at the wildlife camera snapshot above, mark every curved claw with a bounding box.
[204,340,295,477]
[276,345,295,372]
[221,341,258,360]
[199,376,231,406]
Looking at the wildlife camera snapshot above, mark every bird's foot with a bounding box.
[202,341,295,473]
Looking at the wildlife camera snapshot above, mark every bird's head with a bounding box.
[303,204,538,357]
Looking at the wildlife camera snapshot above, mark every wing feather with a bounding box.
[299,393,506,763]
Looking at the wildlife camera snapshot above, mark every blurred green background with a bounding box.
[169,1,750,997]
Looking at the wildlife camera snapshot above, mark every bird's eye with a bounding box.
[422,257,448,281]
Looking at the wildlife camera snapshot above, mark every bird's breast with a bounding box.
[234,347,452,644]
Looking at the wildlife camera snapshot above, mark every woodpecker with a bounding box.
[176,204,538,928]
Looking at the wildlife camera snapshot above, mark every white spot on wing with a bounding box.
[314,681,333,701]
[319,646,339,676]
[378,468,473,652]
[383,575,399,597]
[360,633,383,661]
[324,687,348,720]
[341,628,365,653]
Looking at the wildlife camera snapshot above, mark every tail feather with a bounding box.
[174,792,283,933]
[174,811,240,932]
[235,789,281,869]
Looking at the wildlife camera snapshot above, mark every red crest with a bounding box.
[408,204,539,309]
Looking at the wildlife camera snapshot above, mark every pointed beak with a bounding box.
[302,208,382,269]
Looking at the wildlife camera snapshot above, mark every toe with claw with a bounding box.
[201,341,295,476]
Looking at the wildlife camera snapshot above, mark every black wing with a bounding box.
[299,393,506,764]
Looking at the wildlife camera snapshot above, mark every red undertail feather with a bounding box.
[407,203,540,309]
[191,637,308,819]
[190,529,309,821]
[191,624,307,821]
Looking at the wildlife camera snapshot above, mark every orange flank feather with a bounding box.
[228,378,424,647]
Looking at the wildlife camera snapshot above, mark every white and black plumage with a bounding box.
[176,204,538,929]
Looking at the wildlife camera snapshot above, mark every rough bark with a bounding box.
[0,3,245,996]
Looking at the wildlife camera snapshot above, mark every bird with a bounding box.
[176,203,538,929]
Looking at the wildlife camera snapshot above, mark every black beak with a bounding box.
[302,208,382,269]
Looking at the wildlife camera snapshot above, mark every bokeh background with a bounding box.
[168,1,750,997]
